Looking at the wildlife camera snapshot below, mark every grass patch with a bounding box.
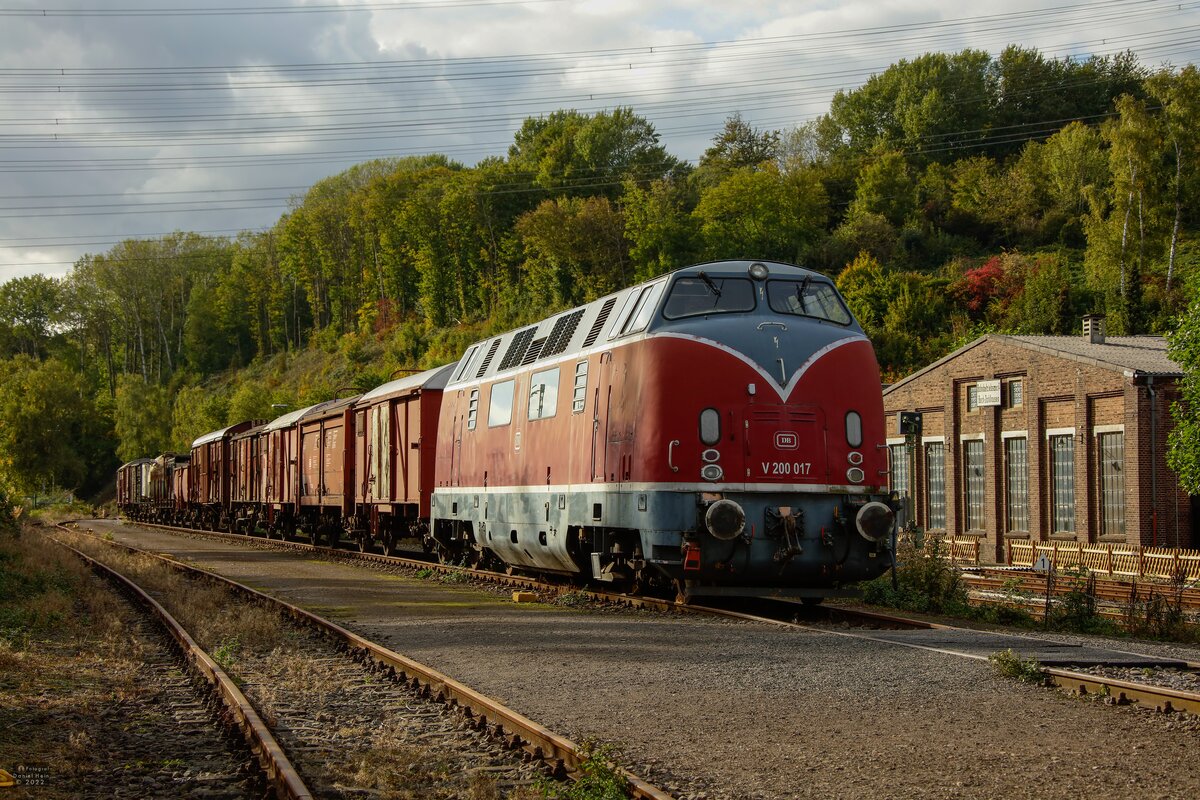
[989,649,1047,685]
[537,743,629,800]
[554,591,592,608]
[860,535,972,616]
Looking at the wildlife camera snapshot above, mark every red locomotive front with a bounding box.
[431,260,894,601]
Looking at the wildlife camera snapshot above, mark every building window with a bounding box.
[572,361,588,413]
[963,440,985,531]
[1050,434,1075,534]
[528,368,560,421]
[925,442,946,529]
[888,444,909,496]
[1004,437,1028,533]
[966,385,979,412]
[889,443,910,525]
[466,389,479,431]
[1008,379,1024,408]
[488,380,514,427]
[1098,432,1125,537]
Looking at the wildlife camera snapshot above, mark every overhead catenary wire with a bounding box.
[0,0,1197,272]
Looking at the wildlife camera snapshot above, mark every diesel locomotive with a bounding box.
[118,259,896,601]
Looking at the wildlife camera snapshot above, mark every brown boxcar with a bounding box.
[296,396,359,545]
[230,423,267,534]
[172,459,193,519]
[148,453,186,522]
[261,403,320,537]
[349,365,453,553]
[190,421,258,529]
[117,458,153,518]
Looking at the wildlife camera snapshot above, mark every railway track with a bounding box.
[53,539,309,800]
[84,518,1200,723]
[53,521,672,800]
[961,567,1200,613]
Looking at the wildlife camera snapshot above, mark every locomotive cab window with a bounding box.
[845,411,863,447]
[528,368,560,421]
[663,276,755,319]
[488,380,515,427]
[766,279,852,325]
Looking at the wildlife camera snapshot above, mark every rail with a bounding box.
[58,522,673,800]
[54,539,313,800]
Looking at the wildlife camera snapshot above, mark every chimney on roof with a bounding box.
[1083,314,1106,344]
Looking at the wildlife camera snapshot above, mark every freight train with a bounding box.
[118,259,896,601]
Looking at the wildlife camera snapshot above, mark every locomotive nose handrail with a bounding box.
[757,321,788,331]
[668,440,681,472]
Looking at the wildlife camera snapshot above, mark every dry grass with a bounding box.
[0,524,165,794]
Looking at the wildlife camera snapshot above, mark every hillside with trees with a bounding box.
[3,46,1199,499]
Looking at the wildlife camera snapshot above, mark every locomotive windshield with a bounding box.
[766,279,852,325]
[663,276,755,319]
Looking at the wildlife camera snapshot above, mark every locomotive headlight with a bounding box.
[705,499,745,540]
[701,463,724,481]
[748,262,769,281]
[855,501,895,542]
[846,467,865,483]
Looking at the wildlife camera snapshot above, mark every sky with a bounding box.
[2,0,1199,280]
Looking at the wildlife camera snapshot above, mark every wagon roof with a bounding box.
[355,363,455,405]
[297,394,361,423]
[262,403,321,432]
[191,425,238,449]
[120,458,154,468]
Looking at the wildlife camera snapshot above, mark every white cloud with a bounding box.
[0,0,1196,277]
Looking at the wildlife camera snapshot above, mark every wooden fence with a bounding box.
[1004,540,1200,582]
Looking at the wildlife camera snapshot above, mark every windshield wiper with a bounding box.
[698,271,721,297]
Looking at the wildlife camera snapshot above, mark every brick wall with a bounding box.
[883,336,1194,561]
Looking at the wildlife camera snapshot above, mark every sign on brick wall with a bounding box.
[976,379,1001,407]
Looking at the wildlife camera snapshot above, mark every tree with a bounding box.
[621,176,699,280]
[693,165,828,263]
[113,373,172,462]
[0,356,109,493]
[516,196,629,308]
[0,275,63,359]
[1146,66,1200,300]
[696,114,780,182]
[1167,290,1200,493]
[849,150,916,227]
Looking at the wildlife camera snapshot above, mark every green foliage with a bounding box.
[988,649,1046,684]
[693,164,828,263]
[860,535,970,615]
[1167,290,1200,493]
[113,373,172,462]
[0,49,1194,495]
[0,356,113,494]
[537,743,628,800]
[1047,569,1120,635]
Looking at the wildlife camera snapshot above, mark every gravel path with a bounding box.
[84,519,1200,800]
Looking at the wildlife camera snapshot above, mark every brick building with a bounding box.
[881,319,1196,563]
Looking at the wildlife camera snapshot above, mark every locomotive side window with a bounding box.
[766,279,852,325]
[488,380,515,427]
[528,368,560,421]
[699,408,721,445]
[452,344,481,382]
[663,276,755,319]
[572,360,588,413]
[467,389,479,430]
[845,411,863,447]
[618,281,666,336]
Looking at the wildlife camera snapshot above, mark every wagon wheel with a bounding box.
[307,527,320,547]
[357,533,372,553]
[381,532,397,557]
